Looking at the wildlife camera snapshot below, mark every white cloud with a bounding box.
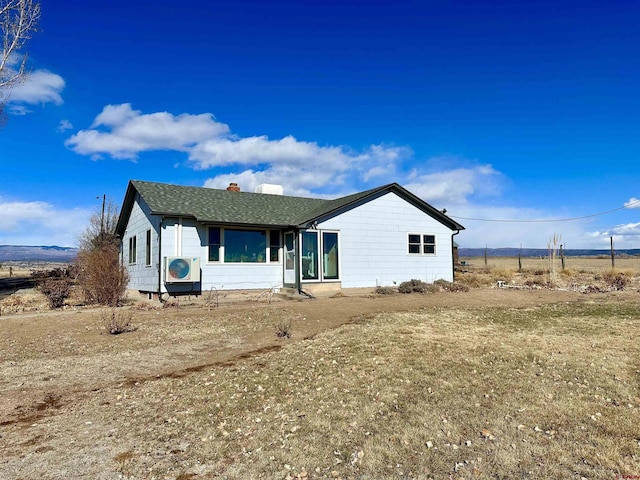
[66,103,231,160]
[193,136,410,193]
[624,197,640,209]
[0,198,89,247]
[7,69,65,106]
[404,165,503,206]
[590,222,640,238]
[58,119,73,132]
[190,135,350,169]
[68,104,412,193]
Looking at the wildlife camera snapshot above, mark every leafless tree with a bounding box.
[0,0,40,122]
[76,197,128,306]
[78,196,121,251]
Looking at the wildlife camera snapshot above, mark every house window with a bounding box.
[224,228,266,263]
[208,227,221,262]
[322,232,339,280]
[301,231,319,280]
[408,233,436,255]
[423,234,436,254]
[208,227,281,263]
[301,230,340,281]
[128,236,137,264]
[269,230,281,262]
[145,229,152,266]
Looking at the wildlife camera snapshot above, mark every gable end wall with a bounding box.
[122,196,160,292]
[318,191,456,288]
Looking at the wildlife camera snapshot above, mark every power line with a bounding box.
[450,198,640,223]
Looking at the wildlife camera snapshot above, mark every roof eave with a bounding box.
[298,183,465,231]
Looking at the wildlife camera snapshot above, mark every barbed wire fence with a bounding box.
[459,236,639,272]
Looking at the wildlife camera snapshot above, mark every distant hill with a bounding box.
[0,245,79,263]
[459,247,640,258]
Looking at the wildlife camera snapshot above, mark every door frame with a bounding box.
[283,230,297,287]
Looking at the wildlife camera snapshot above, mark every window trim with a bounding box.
[322,231,340,281]
[145,229,152,266]
[408,233,437,256]
[208,227,221,263]
[300,229,341,283]
[301,230,319,280]
[207,226,283,264]
[128,235,137,265]
[269,230,282,263]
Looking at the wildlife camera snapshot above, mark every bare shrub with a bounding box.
[559,268,578,278]
[601,271,629,291]
[38,277,73,309]
[76,244,129,306]
[398,279,429,293]
[275,318,292,338]
[101,309,136,335]
[455,272,492,288]
[375,286,397,295]
[524,277,551,288]
[489,267,515,282]
[433,279,469,292]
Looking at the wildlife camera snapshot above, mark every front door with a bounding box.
[284,231,296,286]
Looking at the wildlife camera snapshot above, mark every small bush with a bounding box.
[559,268,578,278]
[76,244,129,306]
[489,267,515,282]
[455,273,492,288]
[275,318,292,338]
[375,286,397,295]
[101,309,136,335]
[601,271,629,291]
[524,278,550,288]
[38,277,73,309]
[433,279,469,292]
[398,279,429,294]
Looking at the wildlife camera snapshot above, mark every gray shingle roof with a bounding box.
[129,180,327,226]
[116,180,464,235]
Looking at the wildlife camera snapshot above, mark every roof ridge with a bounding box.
[131,179,333,202]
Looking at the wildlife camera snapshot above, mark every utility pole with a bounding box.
[100,194,106,234]
[97,194,106,245]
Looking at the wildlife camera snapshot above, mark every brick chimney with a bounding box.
[226,182,240,192]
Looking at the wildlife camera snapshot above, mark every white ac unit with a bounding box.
[165,256,201,283]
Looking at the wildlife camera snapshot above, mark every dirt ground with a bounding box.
[1,286,633,427]
[1,282,639,478]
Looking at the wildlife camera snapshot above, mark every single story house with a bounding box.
[115,180,465,298]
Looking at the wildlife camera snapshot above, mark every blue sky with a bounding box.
[2,0,639,249]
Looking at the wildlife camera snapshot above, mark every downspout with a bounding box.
[158,217,164,302]
[451,230,460,282]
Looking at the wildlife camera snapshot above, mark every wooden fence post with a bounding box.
[610,236,615,269]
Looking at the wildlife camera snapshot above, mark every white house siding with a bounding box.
[159,220,283,292]
[122,197,160,292]
[318,191,457,288]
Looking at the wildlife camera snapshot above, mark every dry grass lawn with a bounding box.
[1,263,640,479]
